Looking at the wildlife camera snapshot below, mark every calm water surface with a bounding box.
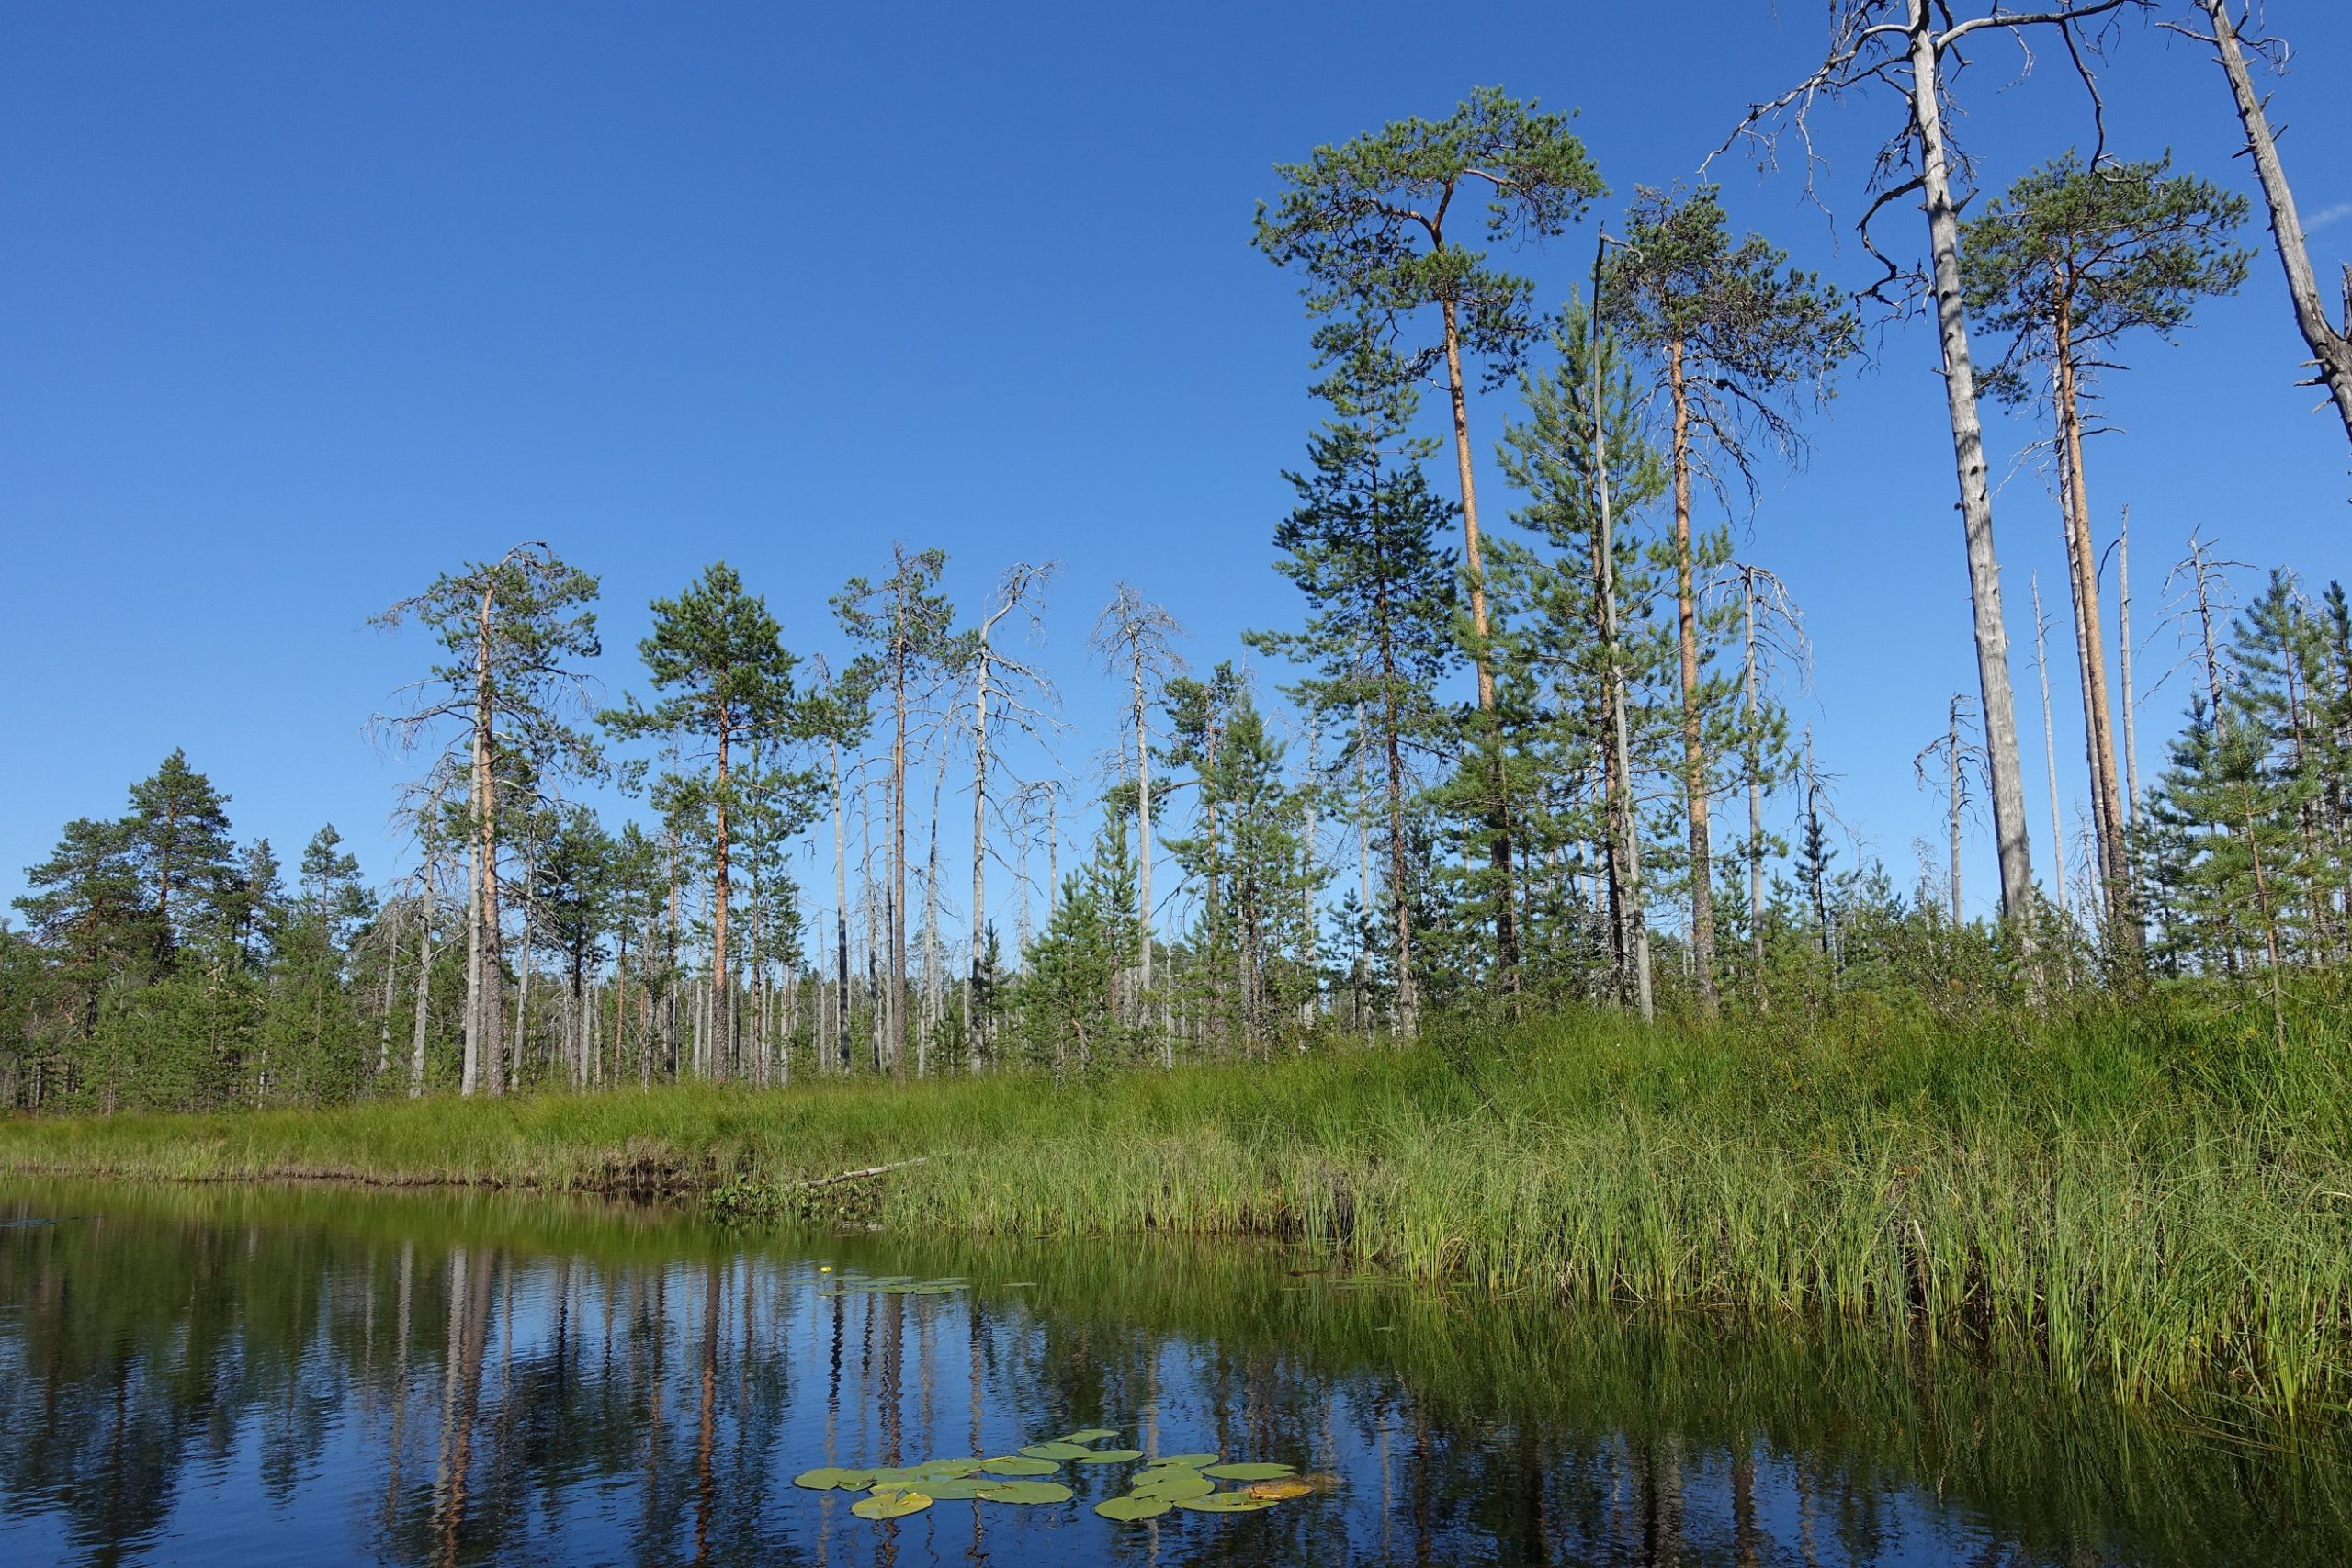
[0,1179,2344,1566]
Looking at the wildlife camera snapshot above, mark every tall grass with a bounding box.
[4,994,2347,1408]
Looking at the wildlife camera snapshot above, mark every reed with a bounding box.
[3,992,2346,1408]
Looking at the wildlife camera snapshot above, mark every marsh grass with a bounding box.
[4,993,2347,1408]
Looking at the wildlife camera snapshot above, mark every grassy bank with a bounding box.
[5,996,2349,1409]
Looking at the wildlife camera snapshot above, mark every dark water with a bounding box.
[0,1181,2345,1566]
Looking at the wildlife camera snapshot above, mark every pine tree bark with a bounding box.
[1668,341,1720,1016]
[2054,299,2135,948]
[1441,298,1520,985]
[1907,0,2036,931]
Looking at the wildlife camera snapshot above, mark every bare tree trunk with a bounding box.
[2032,575,2074,951]
[410,863,435,1098]
[1908,1,2035,931]
[2118,505,2142,820]
[2055,310,2134,947]
[920,756,944,1079]
[889,656,909,1079]
[470,581,505,1096]
[1668,339,1719,1016]
[831,737,849,1076]
[1741,579,1768,1014]
[461,842,481,1097]
[1945,697,1965,928]
[2197,0,2352,454]
[967,663,989,1062]
[1134,649,1157,1026]
[378,903,401,1081]
[1440,297,1519,983]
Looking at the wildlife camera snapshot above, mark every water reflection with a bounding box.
[0,1180,2344,1566]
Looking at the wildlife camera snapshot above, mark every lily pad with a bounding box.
[793,1466,857,1490]
[978,1479,1074,1505]
[1244,1477,1317,1500]
[980,1457,1057,1476]
[1019,1442,1092,1461]
[1094,1494,1173,1521]
[1074,1448,1146,1464]
[905,1477,994,1500]
[1133,1472,1214,1500]
[1174,1491,1280,1513]
[1204,1462,1296,1482]
[852,1490,932,1519]
[865,1466,936,1485]
[1143,1452,1218,1468]
[1060,1427,1119,1443]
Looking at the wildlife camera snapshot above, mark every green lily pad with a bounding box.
[865,1466,936,1485]
[1175,1491,1280,1513]
[980,1457,1057,1476]
[852,1490,932,1519]
[1133,1472,1213,1500]
[905,1477,994,1500]
[1144,1452,1218,1468]
[978,1479,1074,1505]
[1094,1494,1173,1521]
[1060,1427,1118,1443]
[1019,1442,1092,1461]
[1203,1463,1296,1482]
[1075,1449,1146,1464]
[794,1466,856,1490]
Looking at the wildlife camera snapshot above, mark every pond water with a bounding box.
[0,1180,2344,1566]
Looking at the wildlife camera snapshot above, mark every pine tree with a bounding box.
[1492,301,1673,1007]
[126,750,237,961]
[1606,186,1857,1015]
[832,546,957,1078]
[1963,152,2249,945]
[1247,344,1457,1033]
[1010,820,1141,1077]
[1255,86,1606,985]
[374,544,601,1096]
[605,561,802,1085]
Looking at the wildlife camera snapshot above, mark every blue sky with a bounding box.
[5,2,2347,935]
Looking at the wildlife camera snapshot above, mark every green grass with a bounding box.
[4,993,2349,1409]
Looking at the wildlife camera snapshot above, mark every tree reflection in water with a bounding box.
[1,1180,2345,1567]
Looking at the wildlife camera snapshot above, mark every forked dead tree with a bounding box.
[1711,0,2154,936]
[963,562,1061,1060]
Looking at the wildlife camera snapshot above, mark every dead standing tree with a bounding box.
[2170,2,2352,461]
[1091,583,1186,1018]
[1711,0,2154,938]
[962,562,1061,1063]
[1916,694,1990,928]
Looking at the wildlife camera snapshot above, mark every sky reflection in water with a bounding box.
[0,1180,2344,1567]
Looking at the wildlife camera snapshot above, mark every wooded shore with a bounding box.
[4,998,2346,1412]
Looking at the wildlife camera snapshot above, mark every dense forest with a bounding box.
[6,3,2349,1113]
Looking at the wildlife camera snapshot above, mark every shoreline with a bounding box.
[5,1003,2348,1414]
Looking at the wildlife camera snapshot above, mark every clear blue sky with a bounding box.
[5,2,2347,931]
